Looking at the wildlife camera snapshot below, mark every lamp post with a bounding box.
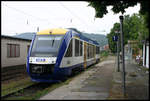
[37,27,39,32]
[115,30,120,72]
[120,15,126,97]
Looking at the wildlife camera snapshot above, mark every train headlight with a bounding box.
[29,57,33,63]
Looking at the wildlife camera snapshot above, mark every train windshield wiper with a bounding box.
[51,37,55,47]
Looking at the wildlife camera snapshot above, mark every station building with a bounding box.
[1,35,32,68]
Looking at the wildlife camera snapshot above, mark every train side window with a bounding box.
[87,43,90,59]
[65,39,72,57]
[91,45,94,58]
[93,45,95,57]
[96,46,99,54]
[90,44,92,58]
[89,44,91,58]
[75,39,79,56]
[80,41,83,56]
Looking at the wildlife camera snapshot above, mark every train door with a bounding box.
[84,42,87,69]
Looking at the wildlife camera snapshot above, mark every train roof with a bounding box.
[37,28,68,35]
[37,28,99,46]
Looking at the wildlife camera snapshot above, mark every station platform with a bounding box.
[39,55,149,100]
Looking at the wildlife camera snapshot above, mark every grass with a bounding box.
[100,50,109,57]
[139,66,149,72]
[1,77,35,97]
[4,74,80,100]
[3,56,109,100]
[4,63,101,100]
[100,50,109,62]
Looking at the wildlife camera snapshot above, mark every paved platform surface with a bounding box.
[39,55,149,100]
[39,56,116,100]
[111,54,149,100]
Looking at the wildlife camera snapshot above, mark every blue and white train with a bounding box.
[26,28,100,82]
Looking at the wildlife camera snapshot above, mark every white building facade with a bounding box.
[142,39,149,68]
[1,35,31,68]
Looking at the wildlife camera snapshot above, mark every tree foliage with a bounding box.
[107,23,120,53]
[106,14,149,53]
[88,1,149,28]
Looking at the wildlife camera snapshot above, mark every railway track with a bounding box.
[1,69,85,100]
[1,64,96,100]
[1,82,53,100]
[2,67,27,81]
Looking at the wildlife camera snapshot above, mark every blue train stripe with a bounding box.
[26,34,36,76]
[54,31,73,72]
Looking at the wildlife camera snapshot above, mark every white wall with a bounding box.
[1,38,31,68]
[143,44,145,66]
[146,45,149,68]
[142,43,149,68]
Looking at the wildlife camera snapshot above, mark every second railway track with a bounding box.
[1,82,53,100]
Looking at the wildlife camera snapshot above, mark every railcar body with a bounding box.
[26,28,100,82]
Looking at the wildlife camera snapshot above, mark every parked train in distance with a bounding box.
[26,28,100,82]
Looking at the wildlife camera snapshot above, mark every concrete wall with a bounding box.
[146,45,149,68]
[1,38,31,68]
[143,43,149,68]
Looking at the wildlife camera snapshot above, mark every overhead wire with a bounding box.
[59,2,89,31]
[3,3,58,27]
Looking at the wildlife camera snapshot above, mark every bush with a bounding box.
[100,50,109,57]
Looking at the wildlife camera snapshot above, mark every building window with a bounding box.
[75,39,80,56]
[7,44,20,58]
[80,41,83,56]
[65,39,72,57]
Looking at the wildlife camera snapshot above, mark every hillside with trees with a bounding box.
[14,31,108,47]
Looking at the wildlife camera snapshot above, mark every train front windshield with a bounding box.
[30,35,64,57]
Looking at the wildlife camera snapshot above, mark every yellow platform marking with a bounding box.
[37,28,68,35]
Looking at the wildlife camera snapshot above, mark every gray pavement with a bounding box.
[112,54,149,99]
[39,56,116,100]
[39,55,149,100]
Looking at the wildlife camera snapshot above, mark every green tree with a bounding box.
[87,1,149,28]
[107,23,120,53]
[106,14,149,52]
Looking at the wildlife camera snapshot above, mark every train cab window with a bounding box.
[75,39,79,56]
[80,41,83,56]
[65,39,72,57]
[30,35,64,57]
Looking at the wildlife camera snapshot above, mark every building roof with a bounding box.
[1,35,32,41]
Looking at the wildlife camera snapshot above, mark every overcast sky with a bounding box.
[1,1,140,36]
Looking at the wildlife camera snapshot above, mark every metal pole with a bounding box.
[117,36,120,72]
[120,15,126,97]
[37,27,39,32]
